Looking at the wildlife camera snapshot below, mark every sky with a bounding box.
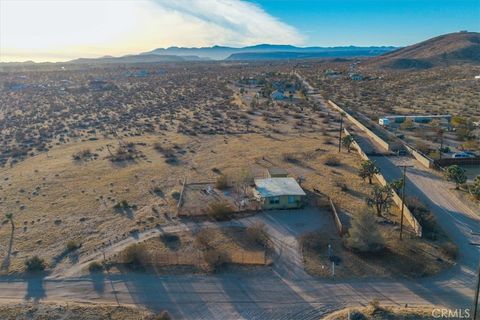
[1,0,479,62]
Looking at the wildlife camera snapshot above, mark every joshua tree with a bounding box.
[4,213,14,232]
[367,185,393,217]
[341,135,355,153]
[358,160,380,184]
[444,165,467,189]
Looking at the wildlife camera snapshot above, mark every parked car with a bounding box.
[452,152,475,159]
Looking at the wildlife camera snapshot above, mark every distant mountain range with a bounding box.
[3,32,479,66]
[142,44,396,61]
[367,31,480,69]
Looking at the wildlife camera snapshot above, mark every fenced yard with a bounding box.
[178,182,261,216]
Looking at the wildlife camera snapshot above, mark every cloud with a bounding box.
[0,0,304,62]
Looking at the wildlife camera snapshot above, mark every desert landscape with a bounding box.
[0,0,479,317]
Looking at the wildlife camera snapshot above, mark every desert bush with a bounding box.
[345,209,384,253]
[66,240,81,252]
[88,261,104,273]
[215,174,229,190]
[114,200,130,210]
[323,154,340,166]
[246,223,270,248]
[407,197,438,236]
[203,249,227,272]
[440,242,459,260]
[150,311,172,320]
[25,255,46,272]
[207,202,234,221]
[121,243,148,267]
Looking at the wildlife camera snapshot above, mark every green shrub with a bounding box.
[25,256,46,272]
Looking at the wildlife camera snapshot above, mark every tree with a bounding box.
[345,209,384,252]
[341,135,355,153]
[444,165,467,189]
[389,178,404,194]
[366,185,393,216]
[358,160,380,184]
[4,213,14,231]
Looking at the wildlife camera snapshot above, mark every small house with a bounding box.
[254,177,306,209]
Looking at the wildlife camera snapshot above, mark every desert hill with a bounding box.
[367,31,480,69]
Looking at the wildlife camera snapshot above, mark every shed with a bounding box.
[254,178,306,209]
[267,167,288,178]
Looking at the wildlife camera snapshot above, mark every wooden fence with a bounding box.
[434,157,480,167]
[145,250,267,267]
[328,198,346,236]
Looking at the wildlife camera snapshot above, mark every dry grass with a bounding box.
[0,124,369,273]
[0,303,158,320]
[112,227,270,273]
[301,216,456,279]
[322,305,453,320]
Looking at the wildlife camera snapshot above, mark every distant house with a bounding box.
[254,177,306,209]
[267,167,289,178]
[379,118,390,126]
[349,73,364,81]
[270,90,285,100]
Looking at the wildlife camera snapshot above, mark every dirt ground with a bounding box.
[0,302,160,320]
[0,127,371,273]
[322,305,459,320]
[112,226,270,273]
[301,215,456,279]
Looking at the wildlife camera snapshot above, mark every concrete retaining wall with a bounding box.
[404,144,434,169]
[344,128,423,237]
[328,100,390,151]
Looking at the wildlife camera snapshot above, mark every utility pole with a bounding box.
[474,263,479,320]
[438,128,444,160]
[397,164,413,240]
[470,241,479,320]
[338,112,345,152]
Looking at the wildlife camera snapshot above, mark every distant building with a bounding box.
[254,177,306,210]
[349,73,364,81]
[378,114,452,126]
[270,90,286,100]
[379,118,390,126]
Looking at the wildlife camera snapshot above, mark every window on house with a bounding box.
[269,197,280,204]
[287,196,295,204]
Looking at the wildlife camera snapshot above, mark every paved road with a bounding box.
[0,209,476,319]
